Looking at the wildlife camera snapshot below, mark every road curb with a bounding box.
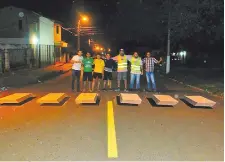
[163,75,224,99]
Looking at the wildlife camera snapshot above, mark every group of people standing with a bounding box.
[71,49,162,92]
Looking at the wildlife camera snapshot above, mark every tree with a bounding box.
[158,0,223,47]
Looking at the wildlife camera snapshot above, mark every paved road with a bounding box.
[0,71,223,161]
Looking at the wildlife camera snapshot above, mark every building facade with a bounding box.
[0,6,67,71]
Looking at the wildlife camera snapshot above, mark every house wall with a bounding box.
[0,6,59,68]
[54,23,62,43]
[0,6,39,38]
[39,16,54,45]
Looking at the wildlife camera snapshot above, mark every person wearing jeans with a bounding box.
[130,73,141,90]
[143,52,162,92]
[71,50,83,92]
[146,72,156,90]
[129,52,143,91]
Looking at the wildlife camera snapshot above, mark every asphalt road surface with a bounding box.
[0,71,223,161]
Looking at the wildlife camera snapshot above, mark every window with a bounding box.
[18,20,22,30]
[56,25,59,34]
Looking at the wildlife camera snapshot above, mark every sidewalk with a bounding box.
[0,62,72,90]
[163,67,224,97]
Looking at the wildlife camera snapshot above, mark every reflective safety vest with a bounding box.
[131,57,141,73]
[117,55,127,71]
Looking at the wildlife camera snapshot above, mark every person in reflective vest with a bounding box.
[112,49,132,92]
[129,52,143,91]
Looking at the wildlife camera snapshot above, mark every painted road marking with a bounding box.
[0,93,34,104]
[37,93,68,104]
[184,95,216,107]
[75,93,98,104]
[120,93,142,105]
[107,101,118,158]
[152,94,179,106]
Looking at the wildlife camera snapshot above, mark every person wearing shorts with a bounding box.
[82,52,93,92]
[112,49,132,92]
[102,53,114,91]
[92,54,105,91]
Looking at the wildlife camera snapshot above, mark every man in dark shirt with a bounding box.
[102,53,115,91]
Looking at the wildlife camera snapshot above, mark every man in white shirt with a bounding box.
[71,50,83,92]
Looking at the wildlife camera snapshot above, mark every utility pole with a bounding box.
[77,20,81,50]
[166,0,171,74]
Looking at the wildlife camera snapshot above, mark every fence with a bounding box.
[0,44,67,73]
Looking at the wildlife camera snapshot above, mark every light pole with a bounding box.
[77,20,81,50]
[77,16,88,50]
[166,0,171,74]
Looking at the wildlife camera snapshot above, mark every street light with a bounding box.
[31,35,38,45]
[82,16,88,21]
[77,15,89,50]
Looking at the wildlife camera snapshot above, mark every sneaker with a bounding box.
[115,88,120,92]
[102,88,107,91]
[108,88,113,91]
[124,89,129,92]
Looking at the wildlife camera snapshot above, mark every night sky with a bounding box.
[0,0,224,61]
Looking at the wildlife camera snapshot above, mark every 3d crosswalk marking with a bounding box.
[184,96,216,107]
[75,93,98,104]
[119,93,142,105]
[0,93,34,104]
[152,95,179,106]
[37,93,68,104]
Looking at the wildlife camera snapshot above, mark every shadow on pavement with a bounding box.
[81,96,101,106]
[0,97,36,106]
[40,97,70,106]
[147,98,174,107]
[116,96,138,106]
[180,98,213,109]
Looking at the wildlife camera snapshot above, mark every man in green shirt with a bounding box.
[82,52,94,92]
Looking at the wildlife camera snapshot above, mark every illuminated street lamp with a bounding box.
[100,47,103,51]
[179,51,187,64]
[95,46,100,50]
[108,48,111,52]
[31,35,38,44]
[82,16,88,21]
[77,15,89,50]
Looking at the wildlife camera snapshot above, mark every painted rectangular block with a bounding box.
[0,93,34,104]
[37,93,68,104]
[120,93,142,105]
[184,96,216,107]
[75,93,98,104]
[152,95,179,106]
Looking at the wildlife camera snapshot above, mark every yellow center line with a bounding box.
[107,101,118,158]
